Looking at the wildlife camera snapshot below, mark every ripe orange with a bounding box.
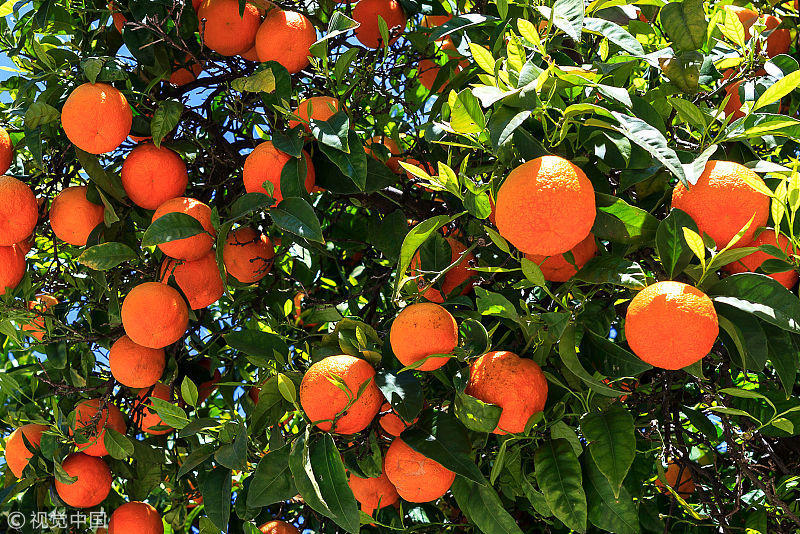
[54,452,112,508]
[723,79,746,121]
[121,143,188,210]
[197,0,261,56]
[160,252,224,309]
[384,438,455,502]
[292,291,319,328]
[421,13,452,28]
[352,0,407,49]
[240,45,259,61]
[151,197,215,260]
[411,237,475,302]
[258,520,299,534]
[417,59,444,92]
[21,294,58,341]
[465,351,547,434]
[121,282,189,349]
[109,335,166,388]
[135,383,174,435]
[242,142,315,203]
[656,461,695,497]
[625,281,718,370]
[70,399,126,457]
[495,155,596,255]
[364,135,402,172]
[761,15,790,57]
[724,230,798,289]
[0,175,38,246]
[5,423,47,477]
[50,186,105,246]
[108,501,163,534]
[389,302,458,371]
[61,82,132,154]
[169,56,203,86]
[417,39,464,92]
[255,10,317,74]
[671,160,770,248]
[378,402,417,436]
[348,467,400,515]
[223,226,274,283]
[727,6,758,40]
[0,244,25,296]
[0,127,13,174]
[525,232,598,282]
[288,96,342,130]
[298,355,384,434]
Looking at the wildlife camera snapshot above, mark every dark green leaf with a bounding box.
[451,475,524,534]
[580,404,635,497]
[247,444,296,508]
[142,212,206,247]
[535,439,587,533]
[77,242,137,270]
[270,197,324,243]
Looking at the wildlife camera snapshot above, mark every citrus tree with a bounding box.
[1,0,800,532]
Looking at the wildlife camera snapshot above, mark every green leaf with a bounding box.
[574,256,647,290]
[270,197,324,243]
[583,18,643,55]
[102,427,134,460]
[226,192,273,221]
[763,324,798,397]
[232,67,276,93]
[593,192,659,245]
[225,330,288,367]
[77,242,137,270]
[475,287,520,322]
[393,213,464,298]
[215,423,248,471]
[709,273,800,334]
[177,444,215,478]
[558,326,624,397]
[199,467,232,532]
[311,111,350,152]
[453,391,502,433]
[318,130,367,191]
[754,70,800,112]
[608,112,687,185]
[151,99,183,148]
[289,431,336,519]
[451,475,524,534]
[24,101,60,129]
[535,439,587,533]
[401,410,485,484]
[716,303,768,370]
[521,257,547,287]
[0,0,17,17]
[584,453,639,534]
[468,42,495,75]
[247,444,296,508]
[375,371,424,424]
[180,377,198,408]
[148,398,189,429]
[659,0,707,51]
[142,212,206,247]
[656,208,699,278]
[580,404,635,497]
[540,0,584,42]
[451,89,486,134]
[75,149,127,202]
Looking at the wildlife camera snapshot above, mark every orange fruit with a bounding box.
[298,354,384,434]
[61,82,132,154]
[258,520,300,534]
[421,13,452,28]
[348,467,400,515]
[121,282,189,349]
[656,461,696,497]
[70,399,127,457]
[197,0,261,56]
[525,232,598,282]
[255,9,317,74]
[0,244,25,296]
[364,135,402,172]
[223,226,274,283]
[151,197,215,260]
[288,96,342,130]
[671,160,770,248]
[0,127,13,174]
[54,453,112,508]
[723,230,798,289]
[50,186,105,246]
[21,294,58,341]
[4,423,47,478]
[411,237,475,302]
[160,251,224,309]
[417,59,444,92]
[378,402,417,436]
[108,501,163,534]
[352,0,407,49]
[0,175,38,246]
[109,335,166,389]
[384,438,455,502]
[465,351,548,434]
[723,79,746,121]
[292,291,319,328]
[135,383,174,435]
[389,302,457,371]
[496,155,595,256]
[121,143,188,210]
[762,15,790,57]
[169,56,203,86]
[625,281,718,370]
[242,142,315,203]
[108,2,127,32]
[727,6,758,40]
